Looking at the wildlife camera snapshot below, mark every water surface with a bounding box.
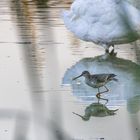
[0,0,140,140]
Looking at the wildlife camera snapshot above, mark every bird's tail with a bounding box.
[113,78,118,82]
[108,74,118,81]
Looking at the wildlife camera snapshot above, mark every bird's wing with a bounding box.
[92,74,116,82]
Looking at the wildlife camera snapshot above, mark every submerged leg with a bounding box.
[96,86,109,104]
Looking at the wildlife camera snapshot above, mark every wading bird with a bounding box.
[73,71,118,103]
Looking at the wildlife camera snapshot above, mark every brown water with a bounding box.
[0,0,140,140]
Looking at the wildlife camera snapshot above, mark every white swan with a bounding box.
[62,0,140,53]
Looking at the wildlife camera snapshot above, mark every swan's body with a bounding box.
[62,0,140,51]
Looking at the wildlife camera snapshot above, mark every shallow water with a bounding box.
[0,0,140,140]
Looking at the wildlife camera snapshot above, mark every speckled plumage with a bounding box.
[73,71,118,103]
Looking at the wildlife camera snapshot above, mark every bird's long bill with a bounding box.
[72,74,83,80]
[72,112,84,119]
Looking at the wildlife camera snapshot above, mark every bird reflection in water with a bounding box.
[73,103,118,121]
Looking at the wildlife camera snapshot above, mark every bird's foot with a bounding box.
[105,48,117,57]
[96,93,100,98]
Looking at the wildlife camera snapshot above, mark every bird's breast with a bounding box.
[86,80,105,88]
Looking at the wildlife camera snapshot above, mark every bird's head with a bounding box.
[72,71,90,80]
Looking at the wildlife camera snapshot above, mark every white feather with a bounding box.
[62,0,140,47]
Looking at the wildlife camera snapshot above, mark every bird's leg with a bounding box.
[96,86,109,104]
[96,93,109,104]
[96,88,100,104]
[103,85,109,93]
[96,88,108,104]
